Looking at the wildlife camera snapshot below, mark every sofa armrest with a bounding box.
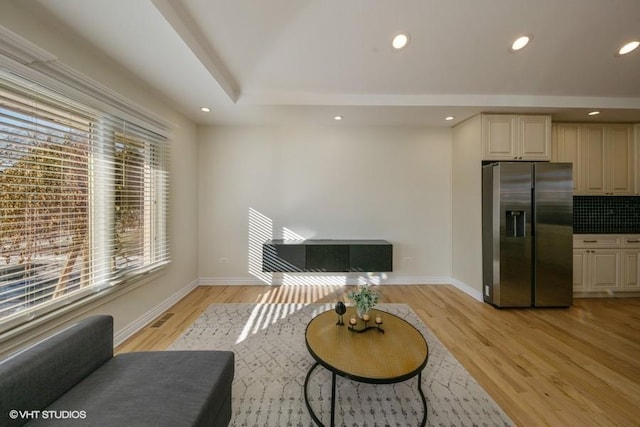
[0,315,114,425]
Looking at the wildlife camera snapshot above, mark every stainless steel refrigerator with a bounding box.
[482,162,573,308]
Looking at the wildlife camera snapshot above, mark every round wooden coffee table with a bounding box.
[304,307,429,427]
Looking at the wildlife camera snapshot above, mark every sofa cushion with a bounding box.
[26,350,234,427]
[0,315,113,425]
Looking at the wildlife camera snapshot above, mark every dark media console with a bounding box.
[262,239,393,273]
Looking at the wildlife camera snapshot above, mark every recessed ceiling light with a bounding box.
[511,35,531,51]
[392,33,410,50]
[588,111,600,116]
[445,116,455,121]
[334,115,343,121]
[618,40,639,55]
[200,107,211,112]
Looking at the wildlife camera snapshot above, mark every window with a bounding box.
[0,71,169,332]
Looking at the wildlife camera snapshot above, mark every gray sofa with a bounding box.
[0,315,234,427]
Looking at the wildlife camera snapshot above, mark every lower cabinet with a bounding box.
[574,234,640,294]
[572,250,588,292]
[622,249,640,290]
[573,248,620,292]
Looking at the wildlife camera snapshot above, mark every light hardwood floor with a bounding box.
[117,285,640,427]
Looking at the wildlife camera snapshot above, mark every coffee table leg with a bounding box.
[304,362,325,426]
[330,372,336,427]
[306,362,425,427]
[418,371,427,427]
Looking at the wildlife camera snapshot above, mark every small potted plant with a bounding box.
[347,284,380,319]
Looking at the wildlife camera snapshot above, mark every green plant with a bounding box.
[347,285,380,315]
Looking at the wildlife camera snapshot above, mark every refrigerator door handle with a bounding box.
[506,210,526,238]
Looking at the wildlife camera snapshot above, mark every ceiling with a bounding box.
[22,0,640,127]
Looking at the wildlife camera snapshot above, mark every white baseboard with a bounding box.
[113,278,199,346]
[450,278,483,301]
[199,275,453,286]
[386,276,452,285]
[199,276,266,286]
[198,274,481,303]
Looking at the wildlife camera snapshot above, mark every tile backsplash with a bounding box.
[573,196,640,234]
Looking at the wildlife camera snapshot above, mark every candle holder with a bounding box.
[348,314,384,334]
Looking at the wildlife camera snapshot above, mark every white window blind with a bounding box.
[0,71,169,332]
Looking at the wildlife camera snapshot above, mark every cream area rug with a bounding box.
[167,303,514,427]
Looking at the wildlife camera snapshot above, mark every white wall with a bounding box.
[198,124,452,285]
[451,115,483,297]
[0,3,199,353]
[636,124,640,194]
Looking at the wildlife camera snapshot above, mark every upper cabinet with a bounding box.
[551,124,580,192]
[605,125,633,195]
[581,125,607,194]
[552,123,635,195]
[482,114,551,161]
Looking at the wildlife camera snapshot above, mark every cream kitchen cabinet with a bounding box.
[551,124,581,192]
[586,249,620,291]
[573,234,621,292]
[482,114,551,161]
[573,234,640,294]
[579,124,634,195]
[607,125,635,194]
[572,249,589,291]
[621,235,640,291]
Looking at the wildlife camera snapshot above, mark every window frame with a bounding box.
[0,41,170,335]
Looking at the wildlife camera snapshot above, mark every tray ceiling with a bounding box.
[20,0,640,126]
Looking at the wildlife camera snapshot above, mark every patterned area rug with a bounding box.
[167,303,513,427]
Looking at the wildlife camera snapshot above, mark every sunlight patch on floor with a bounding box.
[235,283,348,344]
[235,302,312,344]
